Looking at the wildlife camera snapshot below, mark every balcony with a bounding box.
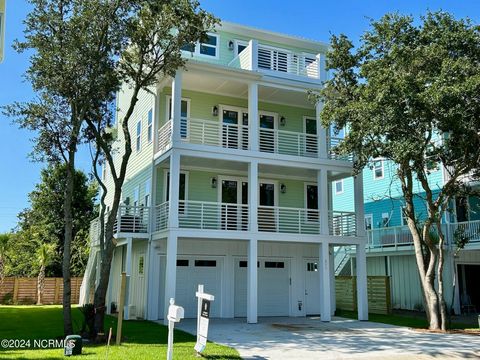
[366,220,480,249]
[228,41,320,81]
[154,200,357,236]
[157,117,351,162]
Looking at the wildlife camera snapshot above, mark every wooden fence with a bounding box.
[0,277,83,305]
[336,275,392,314]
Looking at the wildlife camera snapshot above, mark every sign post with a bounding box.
[194,284,214,354]
[166,298,184,360]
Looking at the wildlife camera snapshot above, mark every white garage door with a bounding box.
[234,258,290,317]
[176,257,222,318]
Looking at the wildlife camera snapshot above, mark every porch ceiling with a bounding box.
[180,70,313,109]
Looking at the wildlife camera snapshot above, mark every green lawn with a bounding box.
[0,306,241,359]
[335,309,474,329]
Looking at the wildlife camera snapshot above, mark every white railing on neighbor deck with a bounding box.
[329,211,357,237]
[228,44,252,69]
[328,137,353,161]
[259,128,318,158]
[258,206,321,234]
[89,218,100,246]
[178,200,249,231]
[366,220,480,249]
[157,120,172,153]
[113,205,150,234]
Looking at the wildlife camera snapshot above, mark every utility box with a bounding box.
[64,335,82,356]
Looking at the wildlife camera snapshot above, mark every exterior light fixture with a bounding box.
[280,116,286,127]
[228,40,234,51]
[280,183,287,193]
[211,177,218,188]
[212,105,219,117]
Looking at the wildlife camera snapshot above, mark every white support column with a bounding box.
[146,241,160,320]
[248,161,258,232]
[249,39,258,71]
[329,246,336,316]
[318,170,329,235]
[163,233,178,324]
[153,87,160,153]
[247,238,258,324]
[124,238,133,320]
[316,102,328,159]
[354,174,365,238]
[171,71,183,146]
[320,241,331,322]
[168,152,180,229]
[356,243,368,320]
[248,82,259,152]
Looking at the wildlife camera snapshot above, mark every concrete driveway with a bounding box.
[176,316,480,359]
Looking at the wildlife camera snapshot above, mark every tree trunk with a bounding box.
[37,264,45,305]
[63,152,75,336]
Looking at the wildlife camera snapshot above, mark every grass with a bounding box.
[335,309,475,330]
[0,305,241,359]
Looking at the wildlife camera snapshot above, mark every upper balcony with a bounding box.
[157,117,350,162]
[228,40,321,82]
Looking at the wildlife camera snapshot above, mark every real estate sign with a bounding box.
[194,285,214,353]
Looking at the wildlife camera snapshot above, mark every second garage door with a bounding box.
[176,257,222,318]
[234,258,290,317]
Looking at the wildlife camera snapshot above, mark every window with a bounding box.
[239,261,260,268]
[176,259,189,267]
[235,40,248,56]
[195,260,217,267]
[147,109,153,143]
[364,214,373,230]
[265,261,284,269]
[335,180,344,194]
[373,159,384,180]
[138,256,144,275]
[136,121,142,152]
[144,179,151,206]
[165,172,187,213]
[381,213,390,227]
[133,186,140,207]
[167,97,189,138]
[305,184,319,222]
[181,33,219,58]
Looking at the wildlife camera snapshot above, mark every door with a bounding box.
[234,258,290,317]
[175,257,222,318]
[259,114,276,153]
[222,108,249,150]
[304,117,318,156]
[221,179,248,230]
[305,260,320,315]
[258,182,276,232]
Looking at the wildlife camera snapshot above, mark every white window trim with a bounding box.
[147,109,153,143]
[144,178,151,206]
[133,185,140,207]
[373,159,384,180]
[234,39,248,57]
[163,169,189,204]
[136,120,142,152]
[165,96,191,121]
[364,214,373,230]
[334,179,344,195]
[181,32,220,59]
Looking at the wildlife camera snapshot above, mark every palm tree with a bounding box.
[36,243,56,305]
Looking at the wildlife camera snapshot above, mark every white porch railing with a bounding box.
[328,137,353,161]
[259,128,318,158]
[329,211,357,236]
[448,220,480,243]
[113,205,150,234]
[155,202,169,232]
[258,205,321,234]
[229,42,320,80]
[158,120,172,153]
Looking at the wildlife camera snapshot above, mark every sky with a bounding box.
[0,0,479,232]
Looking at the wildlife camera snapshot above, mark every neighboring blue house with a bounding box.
[333,158,480,314]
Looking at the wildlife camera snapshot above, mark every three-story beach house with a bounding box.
[81,21,368,323]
